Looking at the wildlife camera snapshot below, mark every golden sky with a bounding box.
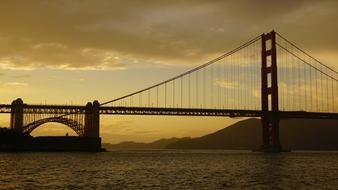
[0,0,337,143]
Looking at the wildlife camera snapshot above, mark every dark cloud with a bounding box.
[0,0,337,69]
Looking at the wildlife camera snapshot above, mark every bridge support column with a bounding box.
[84,100,100,138]
[92,100,100,138]
[260,31,282,152]
[10,98,24,133]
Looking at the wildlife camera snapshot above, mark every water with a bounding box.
[0,150,337,189]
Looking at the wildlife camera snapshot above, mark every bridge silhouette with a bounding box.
[1,31,337,152]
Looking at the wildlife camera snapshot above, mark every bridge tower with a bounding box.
[261,31,282,152]
[84,100,100,138]
[10,98,24,133]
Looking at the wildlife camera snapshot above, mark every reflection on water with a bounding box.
[0,150,337,189]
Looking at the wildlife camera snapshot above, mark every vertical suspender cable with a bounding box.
[181,77,183,108]
[173,80,175,108]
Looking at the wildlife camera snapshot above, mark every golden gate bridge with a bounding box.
[1,31,337,152]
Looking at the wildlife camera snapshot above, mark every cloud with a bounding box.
[5,82,28,86]
[0,39,126,70]
[214,79,238,89]
[10,74,31,79]
[0,0,337,70]
[0,81,31,97]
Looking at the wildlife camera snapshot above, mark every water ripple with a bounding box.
[0,151,337,189]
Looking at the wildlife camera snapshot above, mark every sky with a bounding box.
[0,0,337,143]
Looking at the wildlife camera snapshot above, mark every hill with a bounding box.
[103,137,182,150]
[166,118,338,150]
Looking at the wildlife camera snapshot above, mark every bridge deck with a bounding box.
[0,104,337,120]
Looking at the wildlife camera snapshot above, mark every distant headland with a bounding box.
[104,118,338,151]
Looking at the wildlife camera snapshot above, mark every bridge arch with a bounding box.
[23,117,84,136]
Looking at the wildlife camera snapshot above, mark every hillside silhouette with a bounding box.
[166,118,338,150]
[103,138,181,150]
[104,118,338,150]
